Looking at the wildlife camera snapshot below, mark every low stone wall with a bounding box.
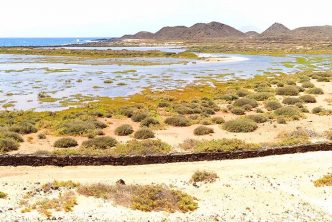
[0,143,332,167]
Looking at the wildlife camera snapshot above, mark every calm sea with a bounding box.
[0,38,108,47]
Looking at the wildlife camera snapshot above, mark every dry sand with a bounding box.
[0,151,332,221]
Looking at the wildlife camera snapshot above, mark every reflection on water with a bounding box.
[0,51,330,111]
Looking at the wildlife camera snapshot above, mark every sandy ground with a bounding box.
[10,79,332,154]
[0,151,331,221]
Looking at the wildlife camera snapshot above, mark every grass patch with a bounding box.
[223,118,258,133]
[180,138,260,152]
[190,170,218,183]
[77,183,198,213]
[134,128,155,139]
[113,139,171,156]
[193,126,214,135]
[314,173,332,187]
[53,138,78,148]
[81,136,117,149]
[115,124,134,136]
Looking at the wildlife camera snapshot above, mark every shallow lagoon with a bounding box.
[0,51,331,111]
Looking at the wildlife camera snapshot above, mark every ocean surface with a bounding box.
[0,38,107,47]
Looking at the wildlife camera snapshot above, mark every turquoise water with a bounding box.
[0,38,105,47]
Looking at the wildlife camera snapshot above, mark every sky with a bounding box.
[1,0,331,37]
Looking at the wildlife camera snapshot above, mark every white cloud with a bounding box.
[0,0,331,37]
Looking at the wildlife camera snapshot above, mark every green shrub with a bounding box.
[140,117,160,127]
[301,81,315,88]
[306,87,324,95]
[265,100,282,111]
[231,107,245,115]
[193,126,214,135]
[53,138,78,148]
[233,98,258,108]
[115,124,134,136]
[38,133,46,139]
[165,116,190,127]
[218,94,238,101]
[81,136,117,149]
[312,107,324,114]
[300,95,316,103]
[236,89,251,97]
[211,117,225,124]
[131,112,148,122]
[247,114,268,123]
[274,106,301,118]
[0,191,7,199]
[282,97,302,105]
[223,118,258,133]
[276,86,299,96]
[134,128,155,139]
[248,92,273,101]
[9,122,37,134]
[0,130,24,142]
[113,139,171,156]
[0,138,19,152]
[58,120,107,136]
[158,101,170,108]
[277,117,287,124]
[276,129,310,146]
[185,138,260,152]
[190,170,218,183]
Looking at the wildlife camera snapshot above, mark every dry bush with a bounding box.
[190,170,218,183]
[77,183,198,213]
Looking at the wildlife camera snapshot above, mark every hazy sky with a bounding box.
[1,0,331,37]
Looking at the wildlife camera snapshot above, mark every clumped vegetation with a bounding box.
[0,191,7,199]
[77,183,198,212]
[190,170,218,183]
[58,119,107,136]
[246,114,268,123]
[140,117,160,128]
[131,112,148,122]
[134,128,155,139]
[274,106,302,119]
[265,100,282,111]
[180,138,260,152]
[9,122,37,134]
[314,173,332,187]
[276,86,299,96]
[53,138,78,148]
[223,118,258,133]
[282,97,302,105]
[193,126,214,135]
[233,98,258,108]
[306,87,324,95]
[211,117,225,124]
[113,139,171,156]
[300,95,317,103]
[165,116,191,127]
[0,138,19,153]
[275,128,311,146]
[115,124,134,136]
[81,136,117,149]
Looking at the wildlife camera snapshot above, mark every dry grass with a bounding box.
[314,173,332,187]
[24,191,77,218]
[77,183,198,213]
[190,170,218,183]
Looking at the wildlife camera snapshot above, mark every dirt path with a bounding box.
[0,151,331,221]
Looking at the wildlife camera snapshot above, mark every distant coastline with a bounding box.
[0,37,110,47]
